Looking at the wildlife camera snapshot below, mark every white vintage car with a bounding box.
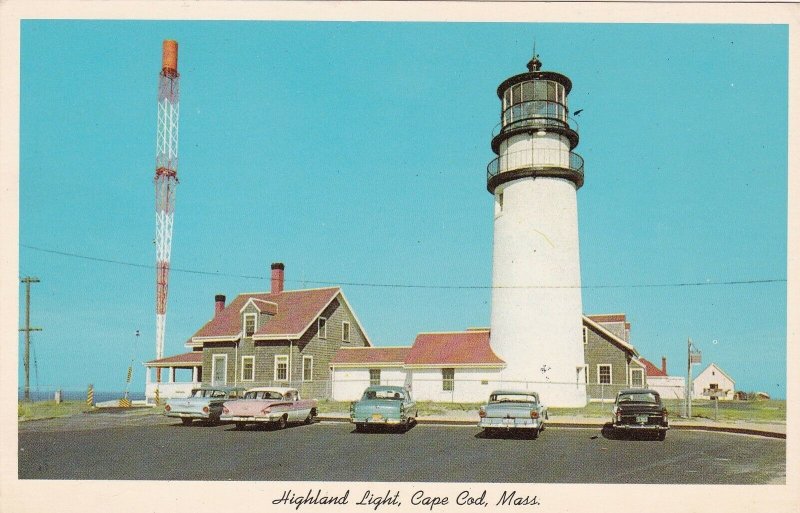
[220,387,318,430]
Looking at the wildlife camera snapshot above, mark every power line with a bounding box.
[20,243,786,290]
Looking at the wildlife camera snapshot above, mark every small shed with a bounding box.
[693,363,735,401]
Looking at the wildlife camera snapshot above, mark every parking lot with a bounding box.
[18,417,785,483]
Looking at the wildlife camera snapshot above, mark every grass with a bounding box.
[18,400,92,421]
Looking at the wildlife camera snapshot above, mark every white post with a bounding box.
[192,366,198,383]
[146,367,152,384]
[169,366,175,383]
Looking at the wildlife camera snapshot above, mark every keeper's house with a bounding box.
[144,263,371,403]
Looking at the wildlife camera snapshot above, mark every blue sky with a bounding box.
[18,21,787,397]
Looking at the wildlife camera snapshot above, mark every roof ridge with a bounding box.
[416,330,489,335]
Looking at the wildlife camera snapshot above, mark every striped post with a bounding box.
[154,387,160,406]
[119,398,132,408]
[87,384,94,408]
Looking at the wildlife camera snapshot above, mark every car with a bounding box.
[350,385,417,432]
[611,388,669,440]
[164,386,244,425]
[478,390,548,438]
[220,387,318,430]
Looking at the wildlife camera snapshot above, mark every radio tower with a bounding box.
[153,39,180,378]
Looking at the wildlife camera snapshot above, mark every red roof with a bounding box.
[587,313,627,323]
[146,352,202,366]
[405,330,504,366]
[639,357,667,377]
[330,347,411,365]
[191,287,339,340]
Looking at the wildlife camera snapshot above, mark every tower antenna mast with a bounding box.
[153,40,180,378]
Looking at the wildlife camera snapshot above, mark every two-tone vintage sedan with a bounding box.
[350,385,417,432]
[164,386,244,425]
[611,389,669,440]
[220,387,318,430]
[478,390,548,438]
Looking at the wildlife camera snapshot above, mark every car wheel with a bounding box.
[355,423,365,433]
[234,422,245,430]
[658,431,666,441]
[531,429,539,440]
[276,415,288,430]
[304,409,317,425]
[180,418,192,426]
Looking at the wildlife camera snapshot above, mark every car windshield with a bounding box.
[490,394,537,404]
[191,389,209,398]
[363,390,405,401]
[617,392,659,404]
[244,391,284,400]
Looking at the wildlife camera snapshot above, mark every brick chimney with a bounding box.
[271,262,285,294]
[215,294,226,315]
[661,356,667,374]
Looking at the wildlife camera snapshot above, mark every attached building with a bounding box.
[639,356,686,401]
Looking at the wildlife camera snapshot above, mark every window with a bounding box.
[583,326,588,345]
[442,368,455,392]
[244,313,256,337]
[497,191,504,212]
[302,356,313,382]
[211,354,227,386]
[369,369,381,386]
[274,355,289,382]
[598,364,612,385]
[241,356,255,381]
[318,317,327,339]
[630,368,644,388]
[342,321,351,343]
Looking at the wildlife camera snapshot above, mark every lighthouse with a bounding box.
[487,54,587,407]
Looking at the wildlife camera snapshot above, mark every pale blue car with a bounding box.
[350,385,418,432]
[164,386,244,425]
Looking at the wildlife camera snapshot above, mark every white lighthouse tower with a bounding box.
[487,54,587,407]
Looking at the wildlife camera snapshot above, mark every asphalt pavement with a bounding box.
[18,419,785,483]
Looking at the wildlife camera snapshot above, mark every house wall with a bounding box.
[647,376,686,401]
[692,366,735,400]
[331,366,407,401]
[584,326,642,401]
[409,367,502,403]
[201,294,368,399]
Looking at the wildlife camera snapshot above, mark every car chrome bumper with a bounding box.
[352,417,405,425]
[221,415,280,423]
[479,418,542,429]
[165,412,210,419]
[613,423,669,430]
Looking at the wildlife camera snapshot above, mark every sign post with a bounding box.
[685,338,702,418]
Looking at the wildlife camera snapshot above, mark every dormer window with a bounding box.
[244,313,257,337]
[342,321,351,343]
[318,317,327,339]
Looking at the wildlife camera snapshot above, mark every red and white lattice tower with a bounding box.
[153,40,180,376]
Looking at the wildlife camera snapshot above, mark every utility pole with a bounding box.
[19,277,42,402]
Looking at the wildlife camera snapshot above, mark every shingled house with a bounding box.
[145,263,371,402]
[583,314,647,402]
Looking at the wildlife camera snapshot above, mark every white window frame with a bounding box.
[583,326,588,345]
[341,321,351,343]
[211,354,228,386]
[630,368,644,388]
[597,364,612,385]
[241,356,255,382]
[442,368,455,392]
[243,313,257,338]
[274,355,289,382]
[369,369,381,386]
[302,356,313,382]
[318,317,327,339]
